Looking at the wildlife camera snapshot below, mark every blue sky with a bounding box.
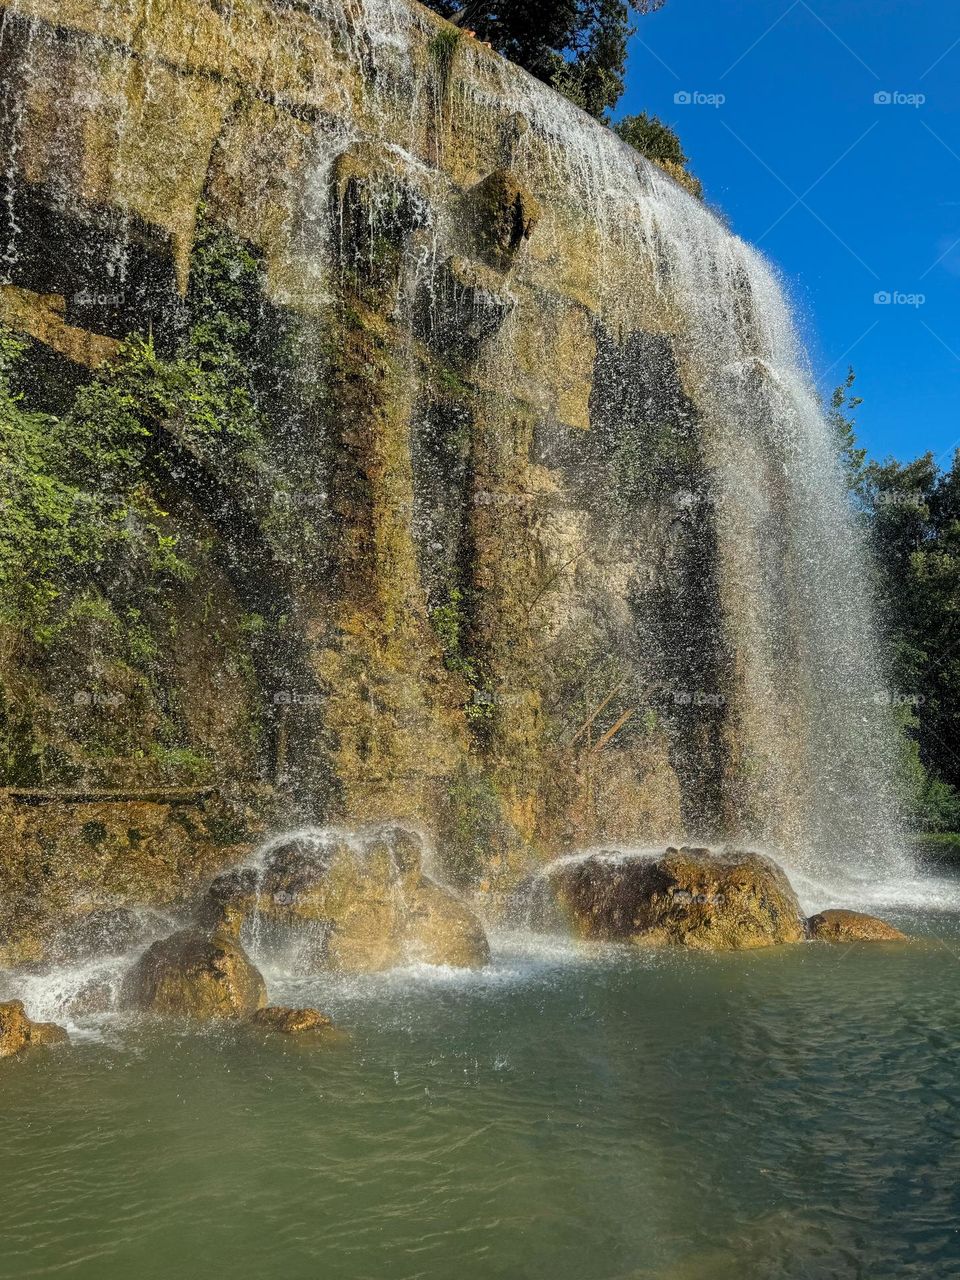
[617,0,960,464]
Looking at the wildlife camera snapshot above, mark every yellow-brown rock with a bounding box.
[0,998,69,1057]
[200,826,491,972]
[806,909,906,943]
[121,929,267,1019]
[532,846,806,950]
[251,1006,333,1034]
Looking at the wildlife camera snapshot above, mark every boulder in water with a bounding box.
[806,909,906,942]
[531,846,806,950]
[251,1006,334,1035]
[199,826,490,973]
[0,999,69,1057]
[121,929,267,1019]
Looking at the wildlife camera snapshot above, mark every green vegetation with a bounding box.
[834,370,960,835]
[430,586,493,722]
[0,211,274,784]
[428,25,463,88]
[423,1,666,120]
[0,211,266,642]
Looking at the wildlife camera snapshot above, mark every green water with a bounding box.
[2,915,959,1280]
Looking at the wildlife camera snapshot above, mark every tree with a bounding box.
[423,0,666,119]
[861,448,960,828]
[828,366,867,497]
[825,371,960,833]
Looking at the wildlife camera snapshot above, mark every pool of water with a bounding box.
[2,907,960,1280]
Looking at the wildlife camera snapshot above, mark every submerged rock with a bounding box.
[531,846,806,950]
[806,909,906,942]
[121,929,267,1020]
[251,1006,333,1035]
[199,826,490,973]
[0,999,69,1058]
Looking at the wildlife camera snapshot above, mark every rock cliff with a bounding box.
[0,0,903,953]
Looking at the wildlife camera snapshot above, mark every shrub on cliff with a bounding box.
[0,216,267,644]
[614,112,703,198]
[424,0,666,119]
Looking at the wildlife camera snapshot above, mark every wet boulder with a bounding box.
[531,846,806,950]
[251,1006,333,1035]
[806,909,906,942]
[121,929,267,1020]
[0,999,69,1058]
[198,826,490,973]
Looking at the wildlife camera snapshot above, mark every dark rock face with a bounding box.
[806,909,906,942]
[0,999,69,1058]
[251,1006,333,1034]
[531,846,807,950]
[121,929,267,1019]
[198,826,491,972]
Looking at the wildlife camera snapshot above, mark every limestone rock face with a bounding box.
[531,847,807,950]
[200,826,491,972]
[0,999,69,1057]
[806,909,906,942]
[252,1006,333,1034]
[121,929,267,1019]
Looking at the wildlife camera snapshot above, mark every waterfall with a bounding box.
[0,0,907,895]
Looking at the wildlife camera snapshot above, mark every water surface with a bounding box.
[2,916,959,1280]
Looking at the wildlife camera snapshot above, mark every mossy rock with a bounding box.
[121,928,267,1019]
[199,825,490,972]
[251,1006,333,1034]
[466,170,540,269]
[0,999,69,1058]
[531,846,806,950]
[806,909,906,943]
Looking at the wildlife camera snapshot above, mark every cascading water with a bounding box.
[0,0,911,930]
[301,0,907,883]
